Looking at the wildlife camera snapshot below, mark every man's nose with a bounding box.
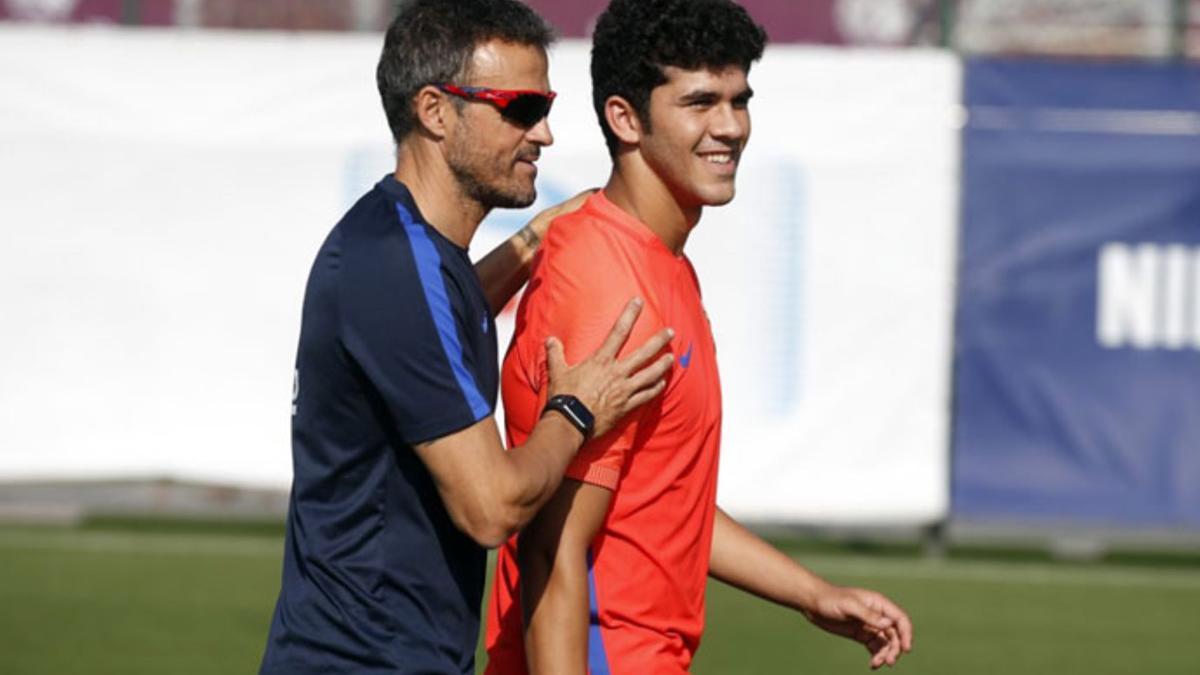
[710,104,747,141]
[526,115,554,146]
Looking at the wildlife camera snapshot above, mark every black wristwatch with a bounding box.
[542,395,595,440]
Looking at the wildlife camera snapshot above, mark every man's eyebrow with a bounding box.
[678,87,755,104]
[679,89,720,104]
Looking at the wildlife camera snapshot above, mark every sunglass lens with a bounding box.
[501,94,553,127]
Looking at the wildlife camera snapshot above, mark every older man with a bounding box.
[259,2,673,673]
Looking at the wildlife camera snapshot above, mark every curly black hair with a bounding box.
[591,0,767,156]
[377,0,555,144]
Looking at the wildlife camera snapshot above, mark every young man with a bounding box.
[258,2,674,674]
[485,1,914,673]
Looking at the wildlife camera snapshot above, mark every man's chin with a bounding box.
[702,186,737,207]
[485,190,537,210]
[462,182,536,211]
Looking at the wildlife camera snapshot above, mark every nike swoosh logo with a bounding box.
[680,342,694,368]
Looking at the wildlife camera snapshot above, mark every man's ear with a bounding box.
[412,85,451,140]
[604,95,643,147]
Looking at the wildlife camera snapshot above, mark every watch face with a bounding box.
[567,396,593,418]
[548,395,594,437]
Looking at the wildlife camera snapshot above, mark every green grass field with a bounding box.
[2,522,1198,674]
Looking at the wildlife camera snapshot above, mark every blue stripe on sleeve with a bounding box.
[396,203,491,421]
[586,549,612,675]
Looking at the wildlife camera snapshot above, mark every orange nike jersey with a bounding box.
[485,192,722,675]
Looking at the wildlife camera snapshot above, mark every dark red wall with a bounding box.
[523,0,845,44]
[0,0,850,42]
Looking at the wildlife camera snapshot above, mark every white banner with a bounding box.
[0,26,958,524]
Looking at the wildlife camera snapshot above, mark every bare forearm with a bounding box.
[520,545,590,675]
[422,413,581,548]
[517,481,610,675]
[475,223,541,315]
[709,509,917,669]
[494,414,583,531]
[709,507,832,615]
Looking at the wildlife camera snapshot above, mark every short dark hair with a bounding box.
[377,0,554,144]
[591,0,767,156]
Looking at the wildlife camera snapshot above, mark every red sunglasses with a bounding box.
[436,84,557,128]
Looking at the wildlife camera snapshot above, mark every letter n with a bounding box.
[1097,243,1159,349]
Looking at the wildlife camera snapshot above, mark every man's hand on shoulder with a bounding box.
[522,188,597,249]
[413,299,671,549]
[475,189,597,316]
[544,297,674,439]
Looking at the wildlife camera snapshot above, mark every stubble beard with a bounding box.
[451,162,536,210]
[447,132,537,211]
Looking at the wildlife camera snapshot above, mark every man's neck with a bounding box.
[393,146,488,249]
[603,154,700,256]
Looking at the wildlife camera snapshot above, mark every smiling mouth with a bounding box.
[697,148,741,171]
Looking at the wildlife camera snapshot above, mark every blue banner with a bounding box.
[952,59,1200,528]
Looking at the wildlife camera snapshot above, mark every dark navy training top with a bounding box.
[260,176,498,675]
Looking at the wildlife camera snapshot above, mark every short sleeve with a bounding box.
[340,224,494,446]
[514,226,668,490]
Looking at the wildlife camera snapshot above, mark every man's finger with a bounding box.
[868,638,887,670]
[624,353,673,392]
[560,188,597,212]
[622,378,667,413]
[544,337,567,383]
[866,628,895,670]
[873,595,913,652]
[890,605,914,652]
[595,298,644,362]
[883,626,901,666]
[865,633,887,655]
[542,188,596,220]
[846,597,893,635]
[529,189,596,231]
[616,327,674,374]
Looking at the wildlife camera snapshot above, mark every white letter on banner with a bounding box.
[1161,245,1191,350]
[1097,243,1159,349]
[1193,249,1200,350]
